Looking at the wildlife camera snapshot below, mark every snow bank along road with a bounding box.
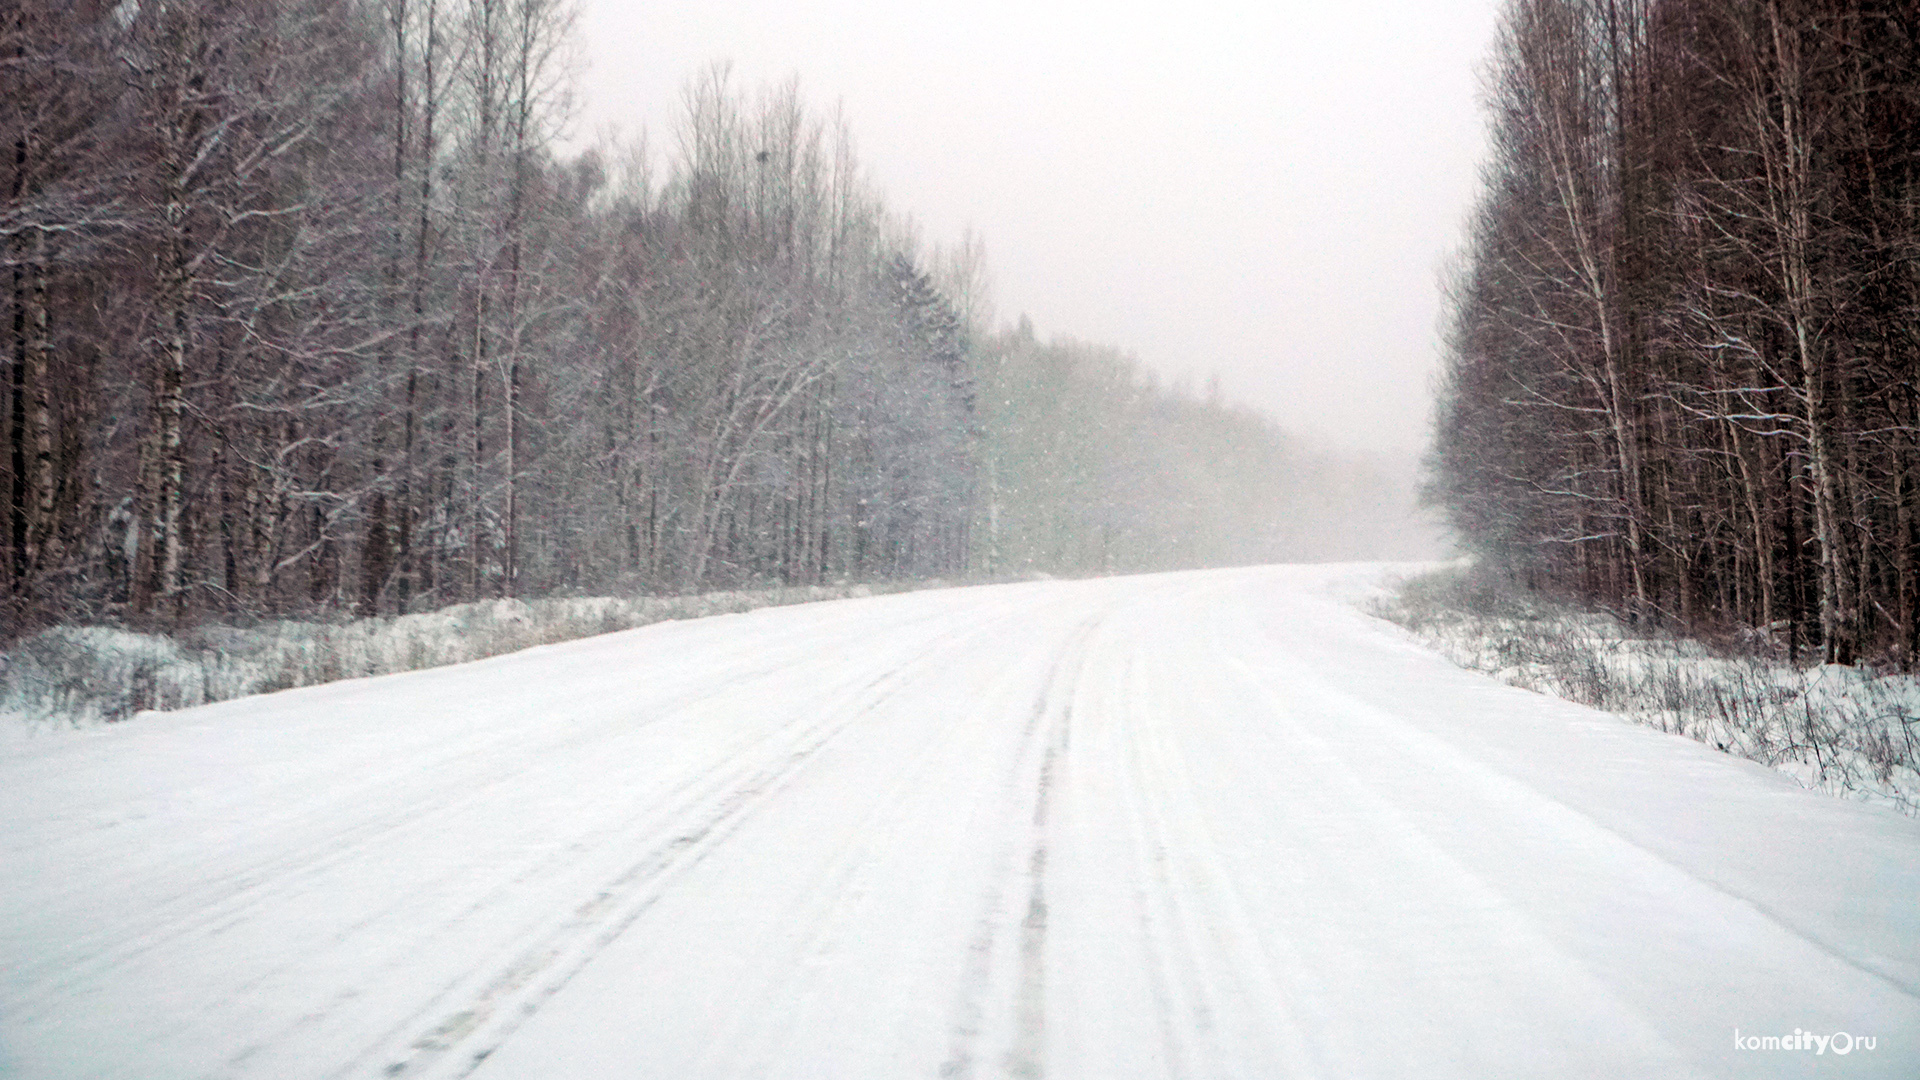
[3,565,1918,1079]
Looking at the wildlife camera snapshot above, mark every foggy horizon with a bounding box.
[569,0,1503,466]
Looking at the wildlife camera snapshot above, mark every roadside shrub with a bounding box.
[1375,566,1920,815]
[0,583,908,729]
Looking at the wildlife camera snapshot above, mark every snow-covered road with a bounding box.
[3,564,1917,1078]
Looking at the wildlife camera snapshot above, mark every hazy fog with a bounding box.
[571,0,1502,467]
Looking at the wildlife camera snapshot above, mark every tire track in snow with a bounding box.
[1009,705,1067,1079]
[940,611,1100,1080]
[1113,642,1200,1080]
[2,642,846,1019]
[363,605,1020,1080]
[1110,622,1317,1080]
[675,621,1070,1080]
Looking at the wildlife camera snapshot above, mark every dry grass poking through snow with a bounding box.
[0,583,916,728]
[1375,565,1920,816]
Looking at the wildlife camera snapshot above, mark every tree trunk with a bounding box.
[138,210,191,618]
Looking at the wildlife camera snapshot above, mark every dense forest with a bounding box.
[0,0,1412,637]
[1432,0,1920,665]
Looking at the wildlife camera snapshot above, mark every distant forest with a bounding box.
[0,0,1412,635]
[1433,0,1920,665]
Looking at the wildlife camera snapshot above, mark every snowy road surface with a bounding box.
[4,565,1918,1079]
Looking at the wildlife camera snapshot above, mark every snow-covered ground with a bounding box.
[2,564,1916,1078]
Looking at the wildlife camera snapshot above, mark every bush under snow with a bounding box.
[1375,565,1920,816]
[0,584,898,728]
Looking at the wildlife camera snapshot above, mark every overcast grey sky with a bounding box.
[569,1,1502,465]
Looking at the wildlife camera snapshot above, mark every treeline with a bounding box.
[3,0,978,630]
[3,0,1406,638]
[1432,0,1920,664]
[978,322,1425,574]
